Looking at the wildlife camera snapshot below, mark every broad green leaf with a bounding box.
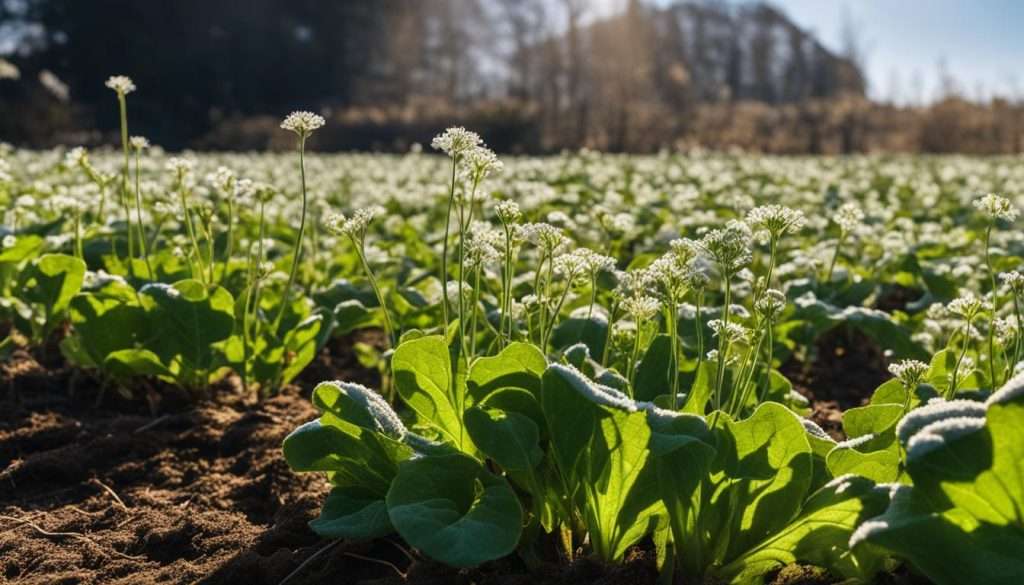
[852,378,1024,585]
[104,348,174,379]
[309,486,393,540]
[551,315,607,357]
[706,403,814,565]
[66,280,146,367]
[386,452,522,567]
[334,299,378,334]
[716,475,891,583]
[392,335,473,452]
[803,419,838,492]
[282,419,405,495]
[466,341,546,404]
[634,334,675,403]
[465,395,544,472]
[647,410,717,579]
[826,445,901,483]
[541,363,662,561]
[682,361,715,414]
[279,313,323,385]
[20,253,86,335]
[0,234,43,264]
[140,280,235,379]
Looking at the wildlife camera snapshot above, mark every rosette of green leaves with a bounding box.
[283,380,523,567]
[850,375,1024,585]
[651,402,893,583]
[540,362,663,562]
[11,253,85,344]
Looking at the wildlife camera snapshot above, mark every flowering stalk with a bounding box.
[457,177,481,356]
[441,158,458,329]
[275,111,324,331]
[108,78,137,275]
[664,295,681,408]
[241,196,269,393]
[431,128,483,333]
[982,224,998,387]
[973,194,1017,387]
[130,138,153,278]
[500,223,515,346]
[469,262,483,358]
[948,317,973,399]
[601,301,619,367]
[327,208,395,347]
[173,166,205,283]
[73,209,84,260]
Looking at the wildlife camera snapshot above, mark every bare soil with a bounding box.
[1,329,922,585]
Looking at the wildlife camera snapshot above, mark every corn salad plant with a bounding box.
[2,84,1023,582]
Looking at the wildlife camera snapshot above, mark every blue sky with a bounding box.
[767,0,1024,103]
[591,0,1024,103]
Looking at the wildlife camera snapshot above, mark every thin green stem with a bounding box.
[274,137,309,331]
[353,237,394,347]
[825,234,846,285]
[178,178,205,283]
[133,150,153,279]
[440,157,458,329]
[949,319,972,399]
[117,95,135,275]
[983,225,998,388]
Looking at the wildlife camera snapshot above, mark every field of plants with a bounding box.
[1,79,1023,585]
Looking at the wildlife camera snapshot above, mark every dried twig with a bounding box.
[89,478,129,512]
[342,552,408,580]
[278,539,344,585]
[134,413,172,433]
[0,514,143,561]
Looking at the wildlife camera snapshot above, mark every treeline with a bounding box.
[1,0,1022,154]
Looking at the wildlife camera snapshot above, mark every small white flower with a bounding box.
[2,234,16,248]
[746,205,806,238]
[430,127,482,158]
[708,319,750,343]
[105,75,136,95]
[165,157,195,177]
[280,111,325,137]
[973,193,1018,222]
[621,294,661,321]
[494,200,522,224]
[947,292,990,321]
[129,136,150,150]
[834,202,865,235]
[888,359,929,390]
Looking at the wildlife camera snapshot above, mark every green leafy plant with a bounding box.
[283,380,522,567]
[850,375,1024,585]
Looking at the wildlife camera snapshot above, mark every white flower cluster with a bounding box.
[999,271,1024,294]
[620,294,661,321]
[754,289,787,322]
[887,359,929,390]
[697,219,752,274]
[708,318,750,343]
[946,292,991,321]
[494,200,522,224]
[280,111,326,137]
[746,204,806,238]
[325,206,383,240]
[972,193,1018,222]
[165,156,195,177]
[834,202,865,235]
[430,126,482,159]
[105,75,136,95]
